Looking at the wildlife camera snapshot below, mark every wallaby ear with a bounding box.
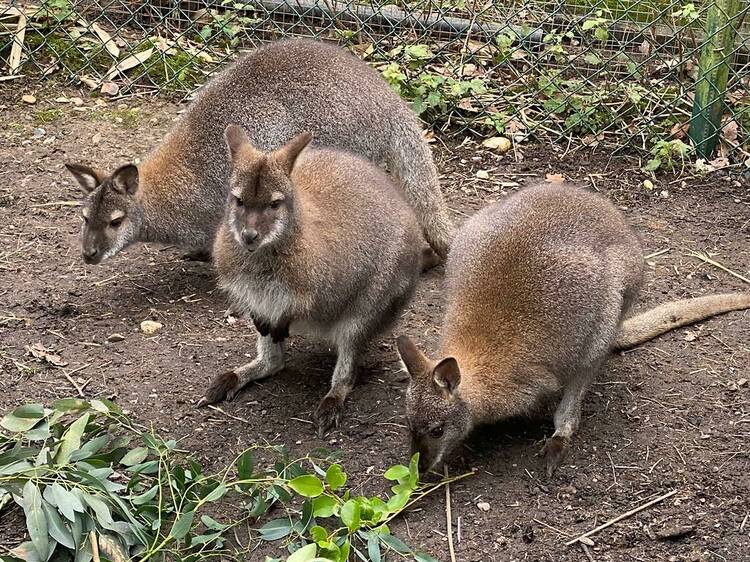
[396,335,431,378]
[65,163,106,194]
[111,164,139,195]
[224,124,250,162]
[432,357,461,395]
[274,132,313,175]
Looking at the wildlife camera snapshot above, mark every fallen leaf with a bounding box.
[21,94,36,104]
[92,133,102,144]
[545,173,565,184]
[722,119,738,143]
[643,179,654,190]
[105,47,154,81]
[79,75,98,89]
[100,81,119,97]
[25,343,68,367]
[69,96,83,106]
[476,170,490,180]
[482,136,512,153]
[107,333,125,342]
[477,502,490,512]
[683,331,697,342]
[91,23,120,58]
[670,121,689,140]
[54,96,69,103]
[140,320,163,334]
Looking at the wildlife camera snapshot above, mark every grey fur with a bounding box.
[200,130,423,436]
[65,39,452,264]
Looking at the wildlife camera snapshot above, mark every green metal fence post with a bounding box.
[688,0,742,159]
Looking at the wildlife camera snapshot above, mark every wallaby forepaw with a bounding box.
[182,249,211,262]
[198,371,240,407]
[314,396,344,437]
[420,247,441,272]
[540,435,570,478]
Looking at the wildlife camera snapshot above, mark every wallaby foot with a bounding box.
[421,247,441,271]
[314,342,359,436]
[540,435,571,478]
[182,248,212,262]
[314,394,345,437]
[197,334,284,406]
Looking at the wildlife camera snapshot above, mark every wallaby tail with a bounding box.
[387,126,454,259]
[614,293,750,350]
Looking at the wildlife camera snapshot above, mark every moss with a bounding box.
[140,46,206,91]
[33,108,64,124]
[89,107,142,128]
[24,31,115,75]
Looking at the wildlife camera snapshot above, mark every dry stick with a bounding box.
[62,363,92,397]
[444,464,457,562]
[581,543,596,562]
[686,251,750,285]
[206,404,250,424]
[643,248,671,260]
[89,531,101,562]
[565,489,678,546]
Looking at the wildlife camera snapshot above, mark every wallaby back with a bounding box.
[68,39,452,263]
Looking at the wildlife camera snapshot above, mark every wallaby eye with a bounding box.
[82,215,89,224]
[235,196,244,208]
[269,200,282,210]
[430,425,444,438]
[110,217,123,229]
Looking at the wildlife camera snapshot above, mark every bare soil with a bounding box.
[1,87,749,561]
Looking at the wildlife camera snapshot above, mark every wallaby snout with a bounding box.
[82,247,101,264]
[241,228,259,246]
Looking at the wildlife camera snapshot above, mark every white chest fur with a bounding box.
[222,274,296,325]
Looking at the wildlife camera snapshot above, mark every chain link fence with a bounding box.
[1,0,749,164]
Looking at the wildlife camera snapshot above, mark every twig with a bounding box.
[31,200,81,208]
[565,490,678,546]
[206,405,250,424]
[62,363,92,397]
[289,416,314,425]
[444,464,457,562]
[581,543,596,562]
[686,251,750,285]
[644,248,671,260]
[533,518,573,537]
[90,531,101,562]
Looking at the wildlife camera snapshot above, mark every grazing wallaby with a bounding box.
[397,184,750,476]
[65,39,452,265]
[197,126,423,435]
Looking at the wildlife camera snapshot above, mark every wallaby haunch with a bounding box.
[65,39,452,265]
[197,126,423,435]
[397,184,750,476]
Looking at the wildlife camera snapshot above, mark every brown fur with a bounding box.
[398,184,750,476]
[200,128,423,435]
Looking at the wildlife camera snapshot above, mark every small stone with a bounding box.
[482,136,512,153]
[140,320,163,334]
[643,179,654,190]
[107,333,126,342]
[737,378,748,387]
[92,133,102,144]
[70,97,84,106]
[660,190,669,198]
[22,94,37,104]
[477,501,490,512]
[476,170,490,180]
[32,128,46,138]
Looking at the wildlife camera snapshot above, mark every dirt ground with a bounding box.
[1,88,749,562]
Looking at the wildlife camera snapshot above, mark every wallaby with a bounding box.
[197,126,423,435]
[397,184,750,476]
[64,38,452,265]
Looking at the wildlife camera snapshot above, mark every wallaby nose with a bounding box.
[82,248,99,263]
[241,228,259,245]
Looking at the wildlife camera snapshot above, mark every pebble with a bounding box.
[140,320,163,334]
[107,333,126,342]
[32,128,45,138]
[477,501,490,512]
[22,94,37,104]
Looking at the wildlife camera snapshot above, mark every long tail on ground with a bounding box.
[614,293,750,350]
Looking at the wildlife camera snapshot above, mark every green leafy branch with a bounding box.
[0,400,471,562]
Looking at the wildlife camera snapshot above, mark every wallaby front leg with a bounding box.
[313,343,359,437]
[197,334,285,406]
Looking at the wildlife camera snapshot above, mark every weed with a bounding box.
[90,107,142,128]
[644,139,694,172]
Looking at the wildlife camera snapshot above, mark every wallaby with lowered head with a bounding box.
[197,126,423,435]
[64,39,451,265]
[397,184,750,476]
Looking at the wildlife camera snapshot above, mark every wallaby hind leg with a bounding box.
[314,341,360,437]
[540,366,597,478]
[198,333,285,407]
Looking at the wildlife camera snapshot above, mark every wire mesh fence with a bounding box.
[1,0,749,163]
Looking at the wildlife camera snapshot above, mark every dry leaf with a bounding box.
[104,47,155,81]
[683,331,697,342]
[670,121,690,140]
[100,81,119,97]
[721,119,738,143]
[92,22,120,58]
[545,173,565,184]
[476,170,490,180]
[25,342,68,367]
